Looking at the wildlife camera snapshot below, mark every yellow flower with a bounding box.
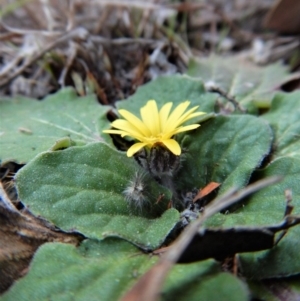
[103,100,206,157]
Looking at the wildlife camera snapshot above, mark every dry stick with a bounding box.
[94,0,207,11]
[0,29,164,87]
[66,0,76,31]
[58,41,78,87]
[93,0,174,10]
[274,189,293,245]
[0,32,20,41]
[90,35,165,46]
[0,27,89,88]
[165,176,281,263]
[121,176,281,301]
[208,86,246,113]
[41,0,57,31]
[0,21,63,36]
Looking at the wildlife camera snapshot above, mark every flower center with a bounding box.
[146,133,164,143]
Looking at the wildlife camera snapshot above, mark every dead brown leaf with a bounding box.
[264,0,300,34]
[0,183,84,293]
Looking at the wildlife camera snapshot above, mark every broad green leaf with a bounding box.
[187,55,290,110]
[205,211,284,229]
[247,277,300,301]
[247,281,279,301]
[116,74,217,121]
[15,142,179,250]
[261,91,300,160]
[0,239,157,301]
[236,157,300,217]
[240,227,300,279]
[1,239,249,301]
[163,266,249,301]
[207,157,300,278]
[176,115,273,194]
[0,88,112,164]
[237,157,300,279]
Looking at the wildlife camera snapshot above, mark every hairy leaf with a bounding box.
[0,88,111,164]
[187,56,290,111]
[247,276,300,301]
[261,91,300,160]
[206,157,300,278]
[15,142,178,250]
[1,239,249,301]
[176,115,273,194]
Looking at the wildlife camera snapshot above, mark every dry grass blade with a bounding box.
[0,182,16,211]
[120,176,282,301]
[0,27,88,88]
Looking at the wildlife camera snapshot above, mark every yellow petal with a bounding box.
[127,142,148,157]
[170,124,200,136]
[163,101,191,134]
[173,105,199,126]
[174,105,198,123]
[118,109,151,136]
[159,102,173,131]
[103,129,144,140]
[111,120,146,141]
[102,129,129,135]
[179,111,206,125]
[140,100,160,135]
[162,139,181,155]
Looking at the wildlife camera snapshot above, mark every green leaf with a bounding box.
[176,115,273,194]
[187,55,290,110]
[237,157,300,279]
[247,276,300,301]
[1,240,249,301]
[116,74,217,120]
[240,227,300,280]
[240,157,300,215]
[0,239,157,301]
[205,211,283,229]
[15,142,179,250]
[206,157,300,278]
[163,265,249,301]
[0,88,112,164]
[261,91,300,160]
[247,281,279,301]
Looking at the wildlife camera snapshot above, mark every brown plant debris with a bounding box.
[0,183,84,293]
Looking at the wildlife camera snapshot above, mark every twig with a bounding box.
[92,0,175,11]
[121,176,281,301]
[58,41,78,87]
[274,189,294,245]
[165,176,281,263]
[0,20,63,37]
[40,0,57,31]
[207,86,246,113]
[0,27,88,88]
[90,35,166,46]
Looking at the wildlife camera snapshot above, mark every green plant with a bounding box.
[1,68,299,300]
